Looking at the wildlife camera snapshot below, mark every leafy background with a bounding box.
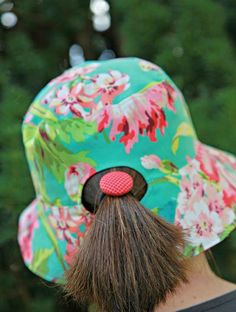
[0,0,236,311]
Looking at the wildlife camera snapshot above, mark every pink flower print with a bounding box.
[220,173,236,207]
[189,172,205,196]
[213,149,236,171]
[206,183,235,226]
[178,199,223,250]
[196,143,236,208]
[64,163,96,200]
[85,70,130,105]
[18,201,39,263]
[145,82,176,112]
[141,155,162,169]
[176,150,236,250]
[220,207,235,228]
[215,162,236,207]
[48,83,98,117]
[49,85,82,117]
[206,184,225,214]
[179,158,200,176]
[92,81,176,153]
[48,206,82,244]
[177,157,217,219]
[223,187,236,208]
[176,171,205,218]
[70,83,98,111]
[64,209,94,265]
[41,89,54,105]
[64,242,78,265]
[48,63,100,85]
[195,142,220,182]
[176,158,207,221]
[163,82,177,112]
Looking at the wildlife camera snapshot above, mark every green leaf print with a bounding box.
[22,124,38,147]
[172,122,196,154]
[219,223,236,240]
[139,81,163,92]
[183,244,204,257]
[22,125,50,200]
[23,118,97,200]
[29,248,54,276]
[151,207,159,215]
[58,118,97,143]
[38,203,66,270]
[28,118,96,184]
[160,160,179,175]
[149,175,180,186]
[102,130,111,144]
[183,245,195,257]
[30,102,58,122]
[44,123,57,141]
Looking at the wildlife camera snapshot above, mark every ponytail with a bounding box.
[64,168,188,312]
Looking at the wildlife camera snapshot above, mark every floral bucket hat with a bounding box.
[18,57,236,282]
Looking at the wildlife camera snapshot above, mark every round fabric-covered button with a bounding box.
[99,171,133,196]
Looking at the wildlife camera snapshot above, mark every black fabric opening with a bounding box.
[81,166,148,213]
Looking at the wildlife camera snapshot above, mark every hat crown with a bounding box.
[22,57,197,214]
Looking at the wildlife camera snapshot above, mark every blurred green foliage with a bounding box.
[0,0,236,311]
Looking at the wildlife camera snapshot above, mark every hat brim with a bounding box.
[174,140,236,257]
[18,199,94,282]
[18,140,236,282]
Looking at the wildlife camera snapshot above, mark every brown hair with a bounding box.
[64,167,189,312]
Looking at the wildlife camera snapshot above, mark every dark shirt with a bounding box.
[177,289,236,312]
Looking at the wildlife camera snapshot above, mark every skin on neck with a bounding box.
[155,252,236,312]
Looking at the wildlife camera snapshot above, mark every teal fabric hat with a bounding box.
[18,57,236,282]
